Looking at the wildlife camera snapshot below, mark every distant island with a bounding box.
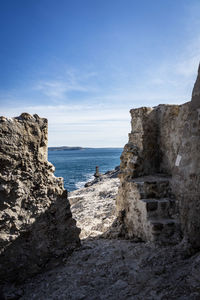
[48,146,85,151]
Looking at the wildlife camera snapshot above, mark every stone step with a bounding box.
[149,217,180,243]
[140,198,176,218]
[130,174,173,198]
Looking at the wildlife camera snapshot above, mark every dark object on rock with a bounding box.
[84,166,120,188]
[94,166,100,178]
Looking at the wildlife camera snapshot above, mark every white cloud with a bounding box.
[34,69,98,99]
[35,80,90,99]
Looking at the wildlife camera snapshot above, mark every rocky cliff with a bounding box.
[117,65,200,248]
[173,64,200,249]
[0,113,80,283]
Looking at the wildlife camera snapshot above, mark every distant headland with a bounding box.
[48,146,85,151]
[48,146,122,151]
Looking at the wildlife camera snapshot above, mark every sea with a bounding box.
[48,148,123,191]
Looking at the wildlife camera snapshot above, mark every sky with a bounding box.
[0,0,200,147]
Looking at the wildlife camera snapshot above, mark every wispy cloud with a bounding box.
[34,69,98,99]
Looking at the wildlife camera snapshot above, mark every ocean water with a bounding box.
[48,148,123,191]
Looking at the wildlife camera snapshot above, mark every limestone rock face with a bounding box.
[69,168,120,239]
[117,64,200,247]
[0,113,80,283]
[192,64,200,98]
[116,104,189,243]
[173,65,200,249]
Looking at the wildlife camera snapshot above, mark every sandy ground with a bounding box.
[2,171,200,300]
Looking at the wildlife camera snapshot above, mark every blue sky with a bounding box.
[0,0,200,147]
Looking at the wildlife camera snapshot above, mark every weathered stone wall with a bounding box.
[129,107,158,176]
[128,103,190,176]
[0,113,80,283]
[116,104,187,241]
[173,65,200,249]
[157,103,189,174]
[117,65,200,247]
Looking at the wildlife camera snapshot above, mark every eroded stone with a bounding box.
[0,114,80,283]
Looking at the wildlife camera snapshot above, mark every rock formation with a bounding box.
[69,168,120,239]
[173,64,200,249]
[1,62,200,297]
[3,173,200,300]
[117,65,200,247]
[0,113,80,283]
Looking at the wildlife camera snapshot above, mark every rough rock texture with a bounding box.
[173,64,200,249]
[3,235,200,299]
[116,173,181,243]
[69,168,120,239]
[0,113,80,283]
[117,65,200,246]
[119,103,189,179]
[1,65,200,299]
[2,158,200,299]
[116,105,188,243]
[1,170,200,299]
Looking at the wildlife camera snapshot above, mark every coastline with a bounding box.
[68,167,120,239]
[48,148,122,192]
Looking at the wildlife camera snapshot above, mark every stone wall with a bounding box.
[128,103,189,177]
[157,103,189,174]
[0,113,80,283]
[173,65,200,249]
[117,65,200,247]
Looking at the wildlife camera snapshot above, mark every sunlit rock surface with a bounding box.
[69,168,120,239]
[173,64,200,248]
[0,113,80,283]
[117,65,200,248]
